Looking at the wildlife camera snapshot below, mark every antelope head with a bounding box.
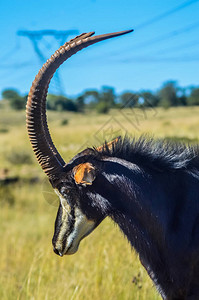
[26,29,133,256]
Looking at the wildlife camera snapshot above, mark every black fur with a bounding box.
[54,136,199,299]
[89,137,199,299]
[94,135,199,174]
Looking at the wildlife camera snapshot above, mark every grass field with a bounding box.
[1,106,199,300]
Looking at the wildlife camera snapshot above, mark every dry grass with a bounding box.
[1,106,199,300]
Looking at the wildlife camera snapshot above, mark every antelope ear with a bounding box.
[73,163,96,186]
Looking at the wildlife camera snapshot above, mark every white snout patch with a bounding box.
[64,207,95,255]
[54,189,95,255]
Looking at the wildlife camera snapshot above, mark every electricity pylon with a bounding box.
[18,29,79,95]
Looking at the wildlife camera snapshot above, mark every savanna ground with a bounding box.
[1,105,199,300]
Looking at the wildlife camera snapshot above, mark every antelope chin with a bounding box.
[63,241,80,255]
[63,224,95,255]
[61,209,96,256]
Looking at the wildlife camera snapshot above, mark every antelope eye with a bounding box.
[60,187,69,194]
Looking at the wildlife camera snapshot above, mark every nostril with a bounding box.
[53,247,60,255]
[53,247,63,257]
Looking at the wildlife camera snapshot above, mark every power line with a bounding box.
[98,21,199,60]
[130,21,199,52]
[155,40,199,55]
[136,0,199,30]
[17,30,79,39]
[120,54,199,63]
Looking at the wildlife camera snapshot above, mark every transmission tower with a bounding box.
[17,29,79,95]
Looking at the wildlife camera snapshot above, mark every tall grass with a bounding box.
[0,183,159,300]
[1,106,199,299]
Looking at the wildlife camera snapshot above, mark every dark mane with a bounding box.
[93,136,199,173]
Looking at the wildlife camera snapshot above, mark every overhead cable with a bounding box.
[136,0,199,30]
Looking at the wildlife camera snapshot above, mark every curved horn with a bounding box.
[26,29,133,182]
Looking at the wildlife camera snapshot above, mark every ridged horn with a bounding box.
[26,29,134,182]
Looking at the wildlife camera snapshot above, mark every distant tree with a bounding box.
[100,86,116,107]
[2,88,26,110]
[9,97,26,110]
[47,94,78,112]
[47,94,58,110]
[139,91,159,107]
[158,81,178,108]
[2,82,197,112]
[82,90,100,103]
[178,95,187,106]
[76,95,85,112]
[176,87,187,106]
[119,92,139,107]
[2,88,20,100]
[188,88,199,105]
[80,90,100,109]
[60,98,77,112]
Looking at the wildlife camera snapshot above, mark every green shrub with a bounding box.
[6,150,32,165]
[0,128,9,133]
[9,97,26,110]
[188,88,199,105]
[96,101,110,114]
[61,119,69,126]
[0,184,15,206]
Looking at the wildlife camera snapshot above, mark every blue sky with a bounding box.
[0,0,199,97]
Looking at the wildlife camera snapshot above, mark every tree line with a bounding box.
[1,81,199,113]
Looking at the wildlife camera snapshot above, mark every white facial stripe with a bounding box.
[54,189,71,213]
[63,207,95,254]
[54,189,72,253]
[54,208,70,251]
[54,189,95,255]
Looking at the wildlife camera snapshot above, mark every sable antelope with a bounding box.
[26,30,199,300]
